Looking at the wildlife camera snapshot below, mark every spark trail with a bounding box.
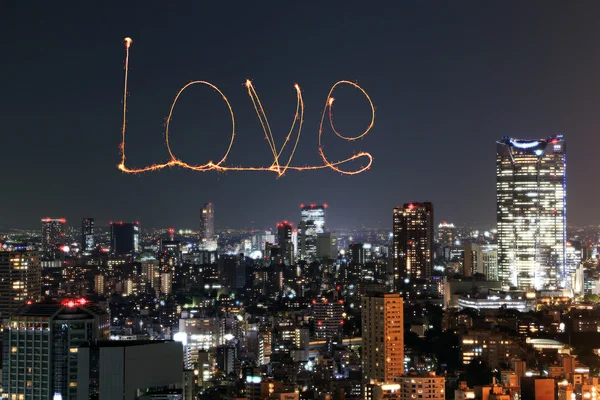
[118,37,375,176]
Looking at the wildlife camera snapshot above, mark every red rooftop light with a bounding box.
[62,298,87,308]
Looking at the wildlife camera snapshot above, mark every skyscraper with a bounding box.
[81,217,94,252]
[361,293,404,382]
[299,204,326,262]
[496,135,566,289]
[2,299,109,400]
[200,202,215,242]
[0,244,41,322]
[41,218,66,256]
[277,221,294,266]
[110,222,140,256]
[392,202,434,290]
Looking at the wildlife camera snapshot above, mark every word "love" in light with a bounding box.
[118,37,375,177]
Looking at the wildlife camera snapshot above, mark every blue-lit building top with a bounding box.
[496,135,567,290]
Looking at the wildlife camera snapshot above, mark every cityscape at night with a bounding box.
[2,2,600,400]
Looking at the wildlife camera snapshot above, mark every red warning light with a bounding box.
[317,321,323,326]
[311,299,316,305]
[168,228,175,233]
[551,138,558,144]
[25,300,33,305]
[323,203,328,209]
[340,320,344,325]
[407,204,415,210]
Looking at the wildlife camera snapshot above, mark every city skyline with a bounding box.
[1,3,600,229]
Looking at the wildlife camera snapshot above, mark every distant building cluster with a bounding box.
[0,134,598,399]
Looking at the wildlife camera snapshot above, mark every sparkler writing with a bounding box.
[118,37,375,176]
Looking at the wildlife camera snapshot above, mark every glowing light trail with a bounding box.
[118,37,375,176]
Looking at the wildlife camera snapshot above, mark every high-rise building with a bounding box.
[316,232,338,260]
[437,221,456,246]
[159,241,180,295]
[2,299,109,400]
[0,244,41,323]
[496,135,566,289]
[361,293,404,382]
[110,221,140,256]
[392,203,434,289]
[349,243,365,265]
[141,255,160,296]
[277,221,294,266]
[200,202,215,242]
[81,217,95,252]
[312,297,344,341]
[41,218,66,256]
[299,204,326,262]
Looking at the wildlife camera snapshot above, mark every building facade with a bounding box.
[0,244,41,323]
[41,218,66,257]
[200,202,215,242]
[361,293,404,382]
[299,204,326,262]
[496,135,566,289]
[277,221,294,266]
[392,203,434,290]
[2,300,109,400]
[110,222,140,256]
[81,218,94,253]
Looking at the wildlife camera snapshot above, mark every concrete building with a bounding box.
[0,244,41,323]
[77,340,184,400]
[361,293,404,382]
[2,300,109,400]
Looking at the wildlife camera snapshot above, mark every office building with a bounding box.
[41,218,66,256]
[200,202,215,242]
[316,232,338,260]
[349,243,365,265]
[437,221,456,246]
[141,255,160,296]
[312,297,344,341]
[396,372,445,400]
[299,204,326,262]
[361,293,404,382]
[110,221,140,256]
[76,340,184,400]
[496,135,566,290]
[2,299,109,400]
[81,217,95,252]
[392,203,434,289]
[277,221,294,266]
[0,244,41,322]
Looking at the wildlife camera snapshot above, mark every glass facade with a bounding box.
[299,204,326,262]
[496,135,566,289]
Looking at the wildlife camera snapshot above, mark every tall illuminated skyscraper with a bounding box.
[299,204,326,262]
[41,218,66,256]
[81,217,94,252]
[200,202,215,242]
[392,203,434,291]
[496,135,566,289]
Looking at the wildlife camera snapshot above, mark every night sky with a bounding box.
[1,2,599,230]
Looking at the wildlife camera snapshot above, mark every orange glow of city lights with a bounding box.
[118,38,375,176]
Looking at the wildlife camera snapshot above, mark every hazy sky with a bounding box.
[1,1,599,230]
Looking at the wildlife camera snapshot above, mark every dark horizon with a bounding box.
[1,2,599,230]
